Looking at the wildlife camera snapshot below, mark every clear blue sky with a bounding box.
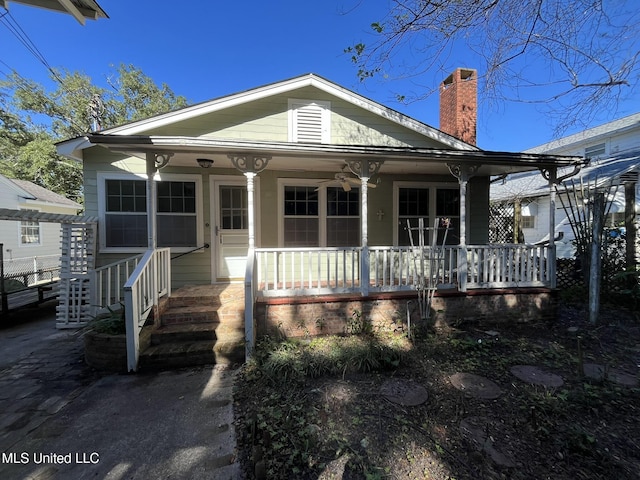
[1,0,638,151]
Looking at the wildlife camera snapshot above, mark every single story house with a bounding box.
[56,71,583,371]
[0,173,82,277]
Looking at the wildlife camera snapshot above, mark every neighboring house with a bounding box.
[0,0,108,24]
[0,174,82,262]
[56,71,582,370]
[0,175,82,284]
[491,113,640,258]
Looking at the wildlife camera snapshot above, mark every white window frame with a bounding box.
[277,178,361,247]
[19,210,41,247]
[97,172,204,253]
[392,181,460,246]
[288,99,331,144]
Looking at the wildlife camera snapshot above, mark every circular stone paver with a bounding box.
[380,378,428,406]
[449,373,502,400]
[510,365,564,388]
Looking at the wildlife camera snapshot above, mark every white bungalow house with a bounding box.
[56,72,583,371]
[491,113,640,258]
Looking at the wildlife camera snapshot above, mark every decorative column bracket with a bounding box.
[154,152,174,169]
[228,154,271,174]
[538,163,583,184]
[446,163,479,181]
[345,159,384,179]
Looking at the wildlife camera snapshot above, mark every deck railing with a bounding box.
[123,248,171,372]
[252,244,553,297]
[256,247,361,296]
[91,254,144,315]
[465,244,551,288]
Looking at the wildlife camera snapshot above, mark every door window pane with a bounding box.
[220,186,247,230]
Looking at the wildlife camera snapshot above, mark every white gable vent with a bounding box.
[289,99,330,144]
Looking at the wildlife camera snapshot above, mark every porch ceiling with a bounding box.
[84,134,584,177]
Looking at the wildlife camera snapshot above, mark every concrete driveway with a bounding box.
[0,303,243,479]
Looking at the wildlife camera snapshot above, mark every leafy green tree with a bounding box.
[0,64,189,202]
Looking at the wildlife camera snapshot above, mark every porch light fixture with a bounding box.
[197,158,214,168]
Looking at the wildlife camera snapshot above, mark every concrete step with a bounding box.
[139,338,245,370]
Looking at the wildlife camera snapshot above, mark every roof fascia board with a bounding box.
[102,75,322,136]
[1,0,107,20]
[306,76,476,151]
[0,174,35,199]
[526,113,640,153]
[56,136,92,160]
[98,74,476,151]
[86,134,581,168]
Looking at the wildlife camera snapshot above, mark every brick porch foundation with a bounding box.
[255,288,557,338]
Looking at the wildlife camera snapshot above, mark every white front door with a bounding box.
[212,179,250,281]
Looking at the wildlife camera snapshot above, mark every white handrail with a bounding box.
[123,248,171,372]
[91,253,144,315]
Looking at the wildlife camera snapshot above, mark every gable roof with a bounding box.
[58,73,477,159]
[525,113,640,154]
[0,174,81,209]
[492,149,640,201]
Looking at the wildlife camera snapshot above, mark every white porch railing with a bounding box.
[252,244,553,297]
[368,246,458,292]
[256,247,361,296]
[91,254,143,315]
[464,244,551,288]
[123,248,171,372]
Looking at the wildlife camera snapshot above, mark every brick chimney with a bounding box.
[439,68,477,145]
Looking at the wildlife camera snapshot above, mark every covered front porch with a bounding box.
[55,137,583,372]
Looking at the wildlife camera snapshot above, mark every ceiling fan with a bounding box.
[316,172,377,192]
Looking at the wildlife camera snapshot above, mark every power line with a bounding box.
[0,7,65,85]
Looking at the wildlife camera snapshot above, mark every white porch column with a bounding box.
[145,152,173,249]
[447,164,478,292]
[145,152,158,249]
[245,172,256,249]
[346,159,383,297]
[446,164,478,246]
[228,154,270,360]
[360,176,370,296]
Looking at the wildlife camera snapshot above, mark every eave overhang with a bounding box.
[76,134,583,177]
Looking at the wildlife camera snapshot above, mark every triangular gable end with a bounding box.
[58,73,477,159]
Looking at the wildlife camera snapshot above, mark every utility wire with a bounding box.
[0,7,65,85]
[0,7,95,134]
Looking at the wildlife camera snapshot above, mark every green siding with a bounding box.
[141,86,446,148]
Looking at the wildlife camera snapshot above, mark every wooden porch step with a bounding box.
[139,336,245,370]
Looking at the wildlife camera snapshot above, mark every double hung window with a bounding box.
[282,182,360,247]
[101,174,201,250]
